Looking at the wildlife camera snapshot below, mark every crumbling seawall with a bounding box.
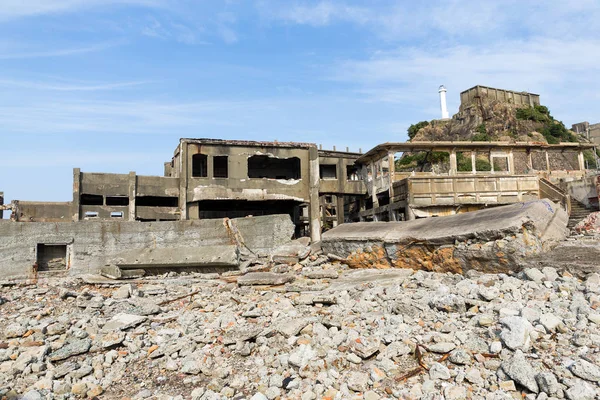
[322,200,569,274]
[0,215,294,279]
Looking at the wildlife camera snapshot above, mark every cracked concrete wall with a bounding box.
[183,141,313,203]
[0,214,294,279]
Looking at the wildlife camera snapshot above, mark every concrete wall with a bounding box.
[460,85,540,109]
[183,141,313,203]
[559,176,599,209]
[0,214,294,279]
[13,201,73,222]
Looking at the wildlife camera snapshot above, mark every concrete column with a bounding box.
[336,194,344,226]
[527,150,533,171]
[72,168,81,221]
[405,204,416,220]
[309,146,321,242]
[0,191,3,220]
[128,171,136,221]
[370,161,379,209]
[179,141,188,220]
[545,151,550,172]
[508,150,515,174]
[388,151,395,220]
[578,150,586,170]
[471,152,477,174]
[449,150,457,175]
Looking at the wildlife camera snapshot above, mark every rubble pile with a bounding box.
[1,251,599,400]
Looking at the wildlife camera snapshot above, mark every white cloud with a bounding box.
[0,0,165,20]
[0,79,149,91]
[0,42,118,59]
[332,36,600,124]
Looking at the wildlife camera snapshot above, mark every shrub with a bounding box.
[407,121,430,140]
[475,158,492,171]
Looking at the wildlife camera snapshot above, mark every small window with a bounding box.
[213,156,228,178]
[319,164,337,179]
[192,154,208,177]
[492,157,509,172]
[84,211,98,218]
[106,196,129,206]
[81,194,103,206]
[346,165,360,181]
[110,211,124,218]
[325,195,333,203]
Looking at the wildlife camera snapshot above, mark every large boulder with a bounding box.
[322,200,568,274]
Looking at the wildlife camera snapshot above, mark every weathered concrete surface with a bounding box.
[322,200,568,274]
[0,214,294,278]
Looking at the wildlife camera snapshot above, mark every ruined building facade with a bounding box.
[10,139,364,242]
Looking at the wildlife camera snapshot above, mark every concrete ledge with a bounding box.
[322,200,568,274]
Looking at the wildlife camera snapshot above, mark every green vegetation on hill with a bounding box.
[407,121,430,140]
[515,105,577,144]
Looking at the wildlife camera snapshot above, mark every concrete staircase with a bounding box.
[568,199,597,230]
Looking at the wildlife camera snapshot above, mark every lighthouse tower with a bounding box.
[439,85,449,119]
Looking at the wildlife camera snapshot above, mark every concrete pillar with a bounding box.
[449,150,457,175]
[72,168,81,221]
[578,150,586,170]
[370,161,379,208]
[0,191,3,220]
[388,151,396,220]
[508,150,515,174]
[179,141,188,220]
[309,146,321,242]
[128,171,137,221]
[527,150,533,171]
[545,151,550,172]
[405,204,416,220]
[336,195,344,226]
[471,152,477,174]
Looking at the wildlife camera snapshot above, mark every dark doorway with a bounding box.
[36,244,67,271]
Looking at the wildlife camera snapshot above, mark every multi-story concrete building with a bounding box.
[10,138,365,242]
[572,121,600,149]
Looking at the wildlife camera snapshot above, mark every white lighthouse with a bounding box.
[439,85,449,119]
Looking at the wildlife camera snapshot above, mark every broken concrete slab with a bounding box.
[322,200,568,274]
[237,272,295,286]
[113,245,239,269]
[102,313,148,332]
[271,239,311,264]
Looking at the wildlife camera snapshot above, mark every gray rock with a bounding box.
[351,337,380,359]
[4,323,26,338]
[501,350,538,393]
[112,284,132,299]
[237,272,295,286]
[539,313,563,333]
[103,313,147,331]
[500,316,534,350]
[48,339,92,361]
[541,267,558,282]
[429,362,451,380]
[347,371,369,392]
[428,342,456,353]
[535,372,561,396]
[524,268,545,283]
[449,349,471,365]
[565,380,597,400]
[569,359,600,383]
[429,294,466,313]
[303,269,339,279]
[288,344,316,369]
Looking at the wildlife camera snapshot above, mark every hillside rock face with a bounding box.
[412,97,556,143]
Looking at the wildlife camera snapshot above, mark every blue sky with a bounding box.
[1,0,599,208]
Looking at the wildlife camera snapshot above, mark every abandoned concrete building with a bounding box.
[8,139,364,242]
[2,85,600,280]
[572,121,600,148]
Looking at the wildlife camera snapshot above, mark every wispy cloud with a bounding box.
[141,16,206,45]
[0,79,149,91]
[0,42,118,59]
[332,36,600,124]
[0,0,165,21]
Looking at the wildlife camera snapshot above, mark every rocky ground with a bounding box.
[1,238,600,400]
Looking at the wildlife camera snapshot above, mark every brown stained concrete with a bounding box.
[322,200,569,274]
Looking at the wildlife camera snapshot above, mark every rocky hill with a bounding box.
[397,95,597,172]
